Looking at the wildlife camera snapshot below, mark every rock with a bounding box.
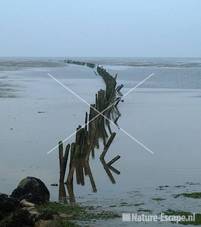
[59,213,72,218]
[38,210,55,220]
[0,193,19,220]
[29,210,40,217]
[22,207,36,212]
[11,177,50,204]
[0,209,34,227]
[35,220,54,227]
[20,199,35,208]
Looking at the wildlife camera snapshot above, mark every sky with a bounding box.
[0,0,201,57]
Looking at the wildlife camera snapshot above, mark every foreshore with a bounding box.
[1,58,201,227]
[0,60,123,227]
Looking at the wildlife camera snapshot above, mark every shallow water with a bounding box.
[1,58,201,226]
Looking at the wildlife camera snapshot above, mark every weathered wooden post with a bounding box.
[100,132,116,159]
[59,141,70,183]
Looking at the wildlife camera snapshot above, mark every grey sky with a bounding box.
[0,0,201,57]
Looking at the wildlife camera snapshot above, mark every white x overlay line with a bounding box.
[47,72,155,155]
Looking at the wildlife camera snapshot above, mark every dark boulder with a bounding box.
[0,209,34,227]
[0,194,19,221]
[11,177,50,204]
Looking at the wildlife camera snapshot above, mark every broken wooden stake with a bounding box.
[100,132,116,159]
[108,165,120,175]
[59,141,70,183]
[107,155,121,166]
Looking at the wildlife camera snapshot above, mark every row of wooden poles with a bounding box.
[64,59,96,69]
[58,61,123,204]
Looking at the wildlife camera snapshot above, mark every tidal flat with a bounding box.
[1,57,201,226]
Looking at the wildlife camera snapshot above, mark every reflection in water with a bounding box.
[58,61,123,204]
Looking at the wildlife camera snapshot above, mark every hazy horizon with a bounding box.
[0,55,201,59]
[0,0,201,58]
[1,56,201,59]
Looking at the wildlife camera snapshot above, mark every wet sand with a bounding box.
[0,64,103,193]
[1,59,201,226]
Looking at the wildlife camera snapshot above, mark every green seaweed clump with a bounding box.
[163,209,201,225]
[175,192,201,199]
[152,197,166,201]
[36,202,119,226]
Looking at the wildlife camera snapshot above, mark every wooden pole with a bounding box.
[100,132,116,159]
[108,165,120,175]
[59,141,70,183]
[107,155,121,166]
[100,158,116,184]
[85,162,97,192]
